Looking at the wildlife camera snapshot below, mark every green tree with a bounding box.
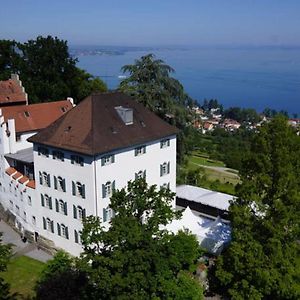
[211,116,300,299]
[35,251,87,300]
[79,179,203,300]
[0,36,107,103]
[119,54,191,128]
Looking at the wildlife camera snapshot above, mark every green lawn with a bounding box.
[2,256,45,298]
[190,151,225,167]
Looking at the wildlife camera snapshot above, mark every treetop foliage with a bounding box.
[211,116,300,299]
[0,36,107,103]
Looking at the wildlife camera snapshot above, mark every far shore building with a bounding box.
[0,92,178,256]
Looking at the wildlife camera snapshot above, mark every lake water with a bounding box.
[76,46,300,114]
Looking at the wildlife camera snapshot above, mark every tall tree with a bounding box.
[0,36,107,103]
[79,179,203,300]
[119,54,191,128]
[211,116,300,299]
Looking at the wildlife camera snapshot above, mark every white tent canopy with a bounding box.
[164,207,231,255]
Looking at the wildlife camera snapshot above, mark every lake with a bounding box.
[75,46,300,114]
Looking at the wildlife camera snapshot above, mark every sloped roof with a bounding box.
[28,92,179,156]
[5,167,17,176]
[1,100,73,133]
[0,79,26,104]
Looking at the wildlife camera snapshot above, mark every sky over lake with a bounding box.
[1,1,300,47]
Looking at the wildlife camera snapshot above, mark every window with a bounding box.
[71,155,84,166]
[73,205,86,220]
[103,207,115,222]
[24,111,30,117]
[41,194,52,210]
[15,205,20,216]
[55,199,67,215]
[39,171,51,187]
[9,200,13,209]
[161,183,170,190]
[135,170,146,180]
[38,147,49,157]
[102,181,115,198]
[32,216,36,225]
[54,176,66,192]
[160,162,170,177]
[134,145,146,156]
[23,211,26,221]
[74,230,82,244]
[72,181,86,198]
[57,223,69,239]
[28,196,32,206]
[101,154,115,166]
[53,150,64,161]
[43,217,54,233]
[160,139,170,149]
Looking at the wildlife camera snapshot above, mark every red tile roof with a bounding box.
[12,171,22,180]
[19,176,29,184]
[1,100,73,133]
[28,92,179,156]
[5,167,17,175]
[0,79,27,104]
[26,180,35,189]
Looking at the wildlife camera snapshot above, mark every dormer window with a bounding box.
[101,154,115,166]
[24,111,30,117]
[115,106,133,125]
[160,139,170,148]
[135,145,146,156]
[38,147,49,157]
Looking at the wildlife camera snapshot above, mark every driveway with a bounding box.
[0,220,52,263]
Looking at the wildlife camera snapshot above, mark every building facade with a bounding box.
[0,92,178,256]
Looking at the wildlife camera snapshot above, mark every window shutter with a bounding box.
[55,199,59,212]
[49,197,53,210]
[63,179,66,192]
[73,205,77,219]
[51,221,54,233]
[167,162,170,174]
[101,157,105,166]
[167,139,170,146]
[102,184,106,198]
[135,173,138,180]
[46,150,49,158]
[65,227,69,239]
[160,141,163,148]
[43,217,46,229]
[38,147,41,156]
[64,202,68,215]
[82,184,86,199]
[54,176,57,190]
[80,158,84,167]
[143,146,146,154]
[82,208,86,219]
[47,174,51,187]
[57,223,61,236]
[41,194,45,207]
[111,155,115,163]
[134,148,138,156]
[71,155,74,164]
[74,230,78,243]
[103,208,107,222]
[160,165,163,177]
[53,151,56,160]
[112,181,116,193]
[72,181,75,195]
[143,170,146,179]
[39,172,42,185]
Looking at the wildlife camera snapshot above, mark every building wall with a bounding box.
[31,134,176,256]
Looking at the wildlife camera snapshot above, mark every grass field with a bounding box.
[2,256,45,298]
[189,151,225,167]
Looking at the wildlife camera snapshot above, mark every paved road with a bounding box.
[0,220,52,263]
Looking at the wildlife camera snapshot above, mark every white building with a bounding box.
[0,92,178,256]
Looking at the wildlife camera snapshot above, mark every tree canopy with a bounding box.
[119,53,193,129]
[79,179,203,300]
[211,116,300,299]
[0,36,107,103]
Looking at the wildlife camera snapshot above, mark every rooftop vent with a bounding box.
[115,106,133,125]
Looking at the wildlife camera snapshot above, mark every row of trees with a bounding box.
[0,36,107,103]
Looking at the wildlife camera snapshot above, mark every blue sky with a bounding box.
[1,0,300,46]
